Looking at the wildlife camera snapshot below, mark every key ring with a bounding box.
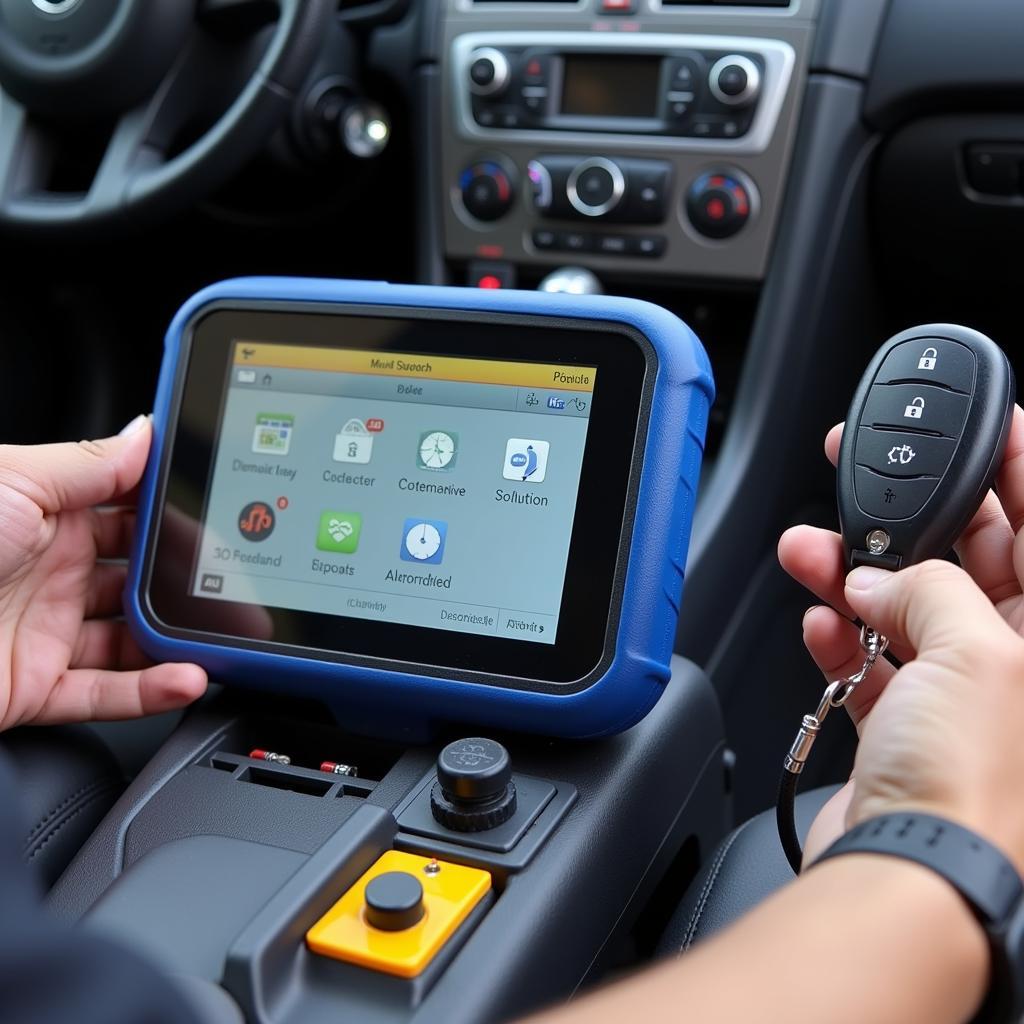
[777,624,889,871]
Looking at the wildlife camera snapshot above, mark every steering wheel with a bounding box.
[0,0,335,234]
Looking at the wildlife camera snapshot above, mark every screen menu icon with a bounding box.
[317,511,363,554]
[252,412,294,455]
[333,418,374,464]
[400,518,448,564]
[502,439,550,483]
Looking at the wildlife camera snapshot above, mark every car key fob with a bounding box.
[838,324,1015,570]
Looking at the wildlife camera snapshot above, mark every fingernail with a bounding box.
[119,414,149,436]
[846,566,891,592]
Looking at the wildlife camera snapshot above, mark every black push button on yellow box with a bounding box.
[306,851,491,978]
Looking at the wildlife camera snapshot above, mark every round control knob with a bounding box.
[468,47,510,97]
[459,159,515,222]
[364,872,425,932]
[567,157,625,218]
[430,737,518,833]
[685,170,755,239]
[708,55,761,107]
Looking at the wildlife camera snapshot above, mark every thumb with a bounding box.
[0,415,152,514]
[845,560,1012,663]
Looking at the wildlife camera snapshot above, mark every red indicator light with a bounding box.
[478,275,502,289]
[526,59,542,77]
[706,198,726,221]
[477,244,503,258]
[365,418,384,433]
[276,496,289,510]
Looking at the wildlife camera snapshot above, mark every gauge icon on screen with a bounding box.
[400,518,448,565]
[418,430,458,471]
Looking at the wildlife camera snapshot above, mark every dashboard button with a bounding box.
[854,466,939,521]
[666,56,701,92]
[874,338,977,394]
[629,235,667,257]
[855,427,957,479]
[597,234,628,254]
[522,53,550,86]
[861,383,970,437]
[532,228,557,250]
[558,231,594,253]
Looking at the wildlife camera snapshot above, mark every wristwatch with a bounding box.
[815,813,1024,1023]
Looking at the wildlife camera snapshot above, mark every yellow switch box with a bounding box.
[306,850,492,978]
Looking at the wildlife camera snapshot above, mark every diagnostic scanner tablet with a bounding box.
[126,278,713,738]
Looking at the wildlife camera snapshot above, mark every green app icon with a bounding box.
[317,511,362,554]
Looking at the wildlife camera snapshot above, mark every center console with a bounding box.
[51,661,726,1024]
[436,0,819,284]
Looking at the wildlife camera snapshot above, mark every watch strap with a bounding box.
[815,813,1024,1023]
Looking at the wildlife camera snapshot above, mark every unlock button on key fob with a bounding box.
[861,383,970,437]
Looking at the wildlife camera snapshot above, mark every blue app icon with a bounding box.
[400,518,448,565]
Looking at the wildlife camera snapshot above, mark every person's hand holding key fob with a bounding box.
[776,326,1017,872]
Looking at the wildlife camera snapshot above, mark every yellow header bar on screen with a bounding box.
[233,342,597,393]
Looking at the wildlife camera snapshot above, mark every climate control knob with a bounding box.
[685,170,754,239]
[567,157,625,218]
[459,159,515,222]
[468,47,510,97]
[708,55,761,107]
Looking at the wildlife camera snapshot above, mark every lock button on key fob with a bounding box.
[839,325,1015,570]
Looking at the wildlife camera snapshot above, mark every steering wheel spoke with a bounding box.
[0,91,57,213]
[0,0,334,233]
[90,29,245,211]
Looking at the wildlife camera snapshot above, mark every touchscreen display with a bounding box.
[560,54,661,120]
[189,342,597,646]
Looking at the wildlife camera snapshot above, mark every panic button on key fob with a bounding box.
[838,325,1015,570]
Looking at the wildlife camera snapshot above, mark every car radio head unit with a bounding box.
[127,278,713,738]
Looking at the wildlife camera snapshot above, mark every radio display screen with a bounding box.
[560,54,661,120]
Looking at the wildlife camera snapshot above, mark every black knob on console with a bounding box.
[685,170,754,239]
[459,158,515,222]
[364,872,426,931]
[468,47,510,97]
[567,157,625,218]
[430,737,518,832]
[708,55,760,107]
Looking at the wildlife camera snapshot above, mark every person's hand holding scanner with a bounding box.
[0,416,206,730]
[780,406,1024,870]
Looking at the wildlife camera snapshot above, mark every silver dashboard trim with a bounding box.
[451,31,796,156]
[567,157,627,216]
